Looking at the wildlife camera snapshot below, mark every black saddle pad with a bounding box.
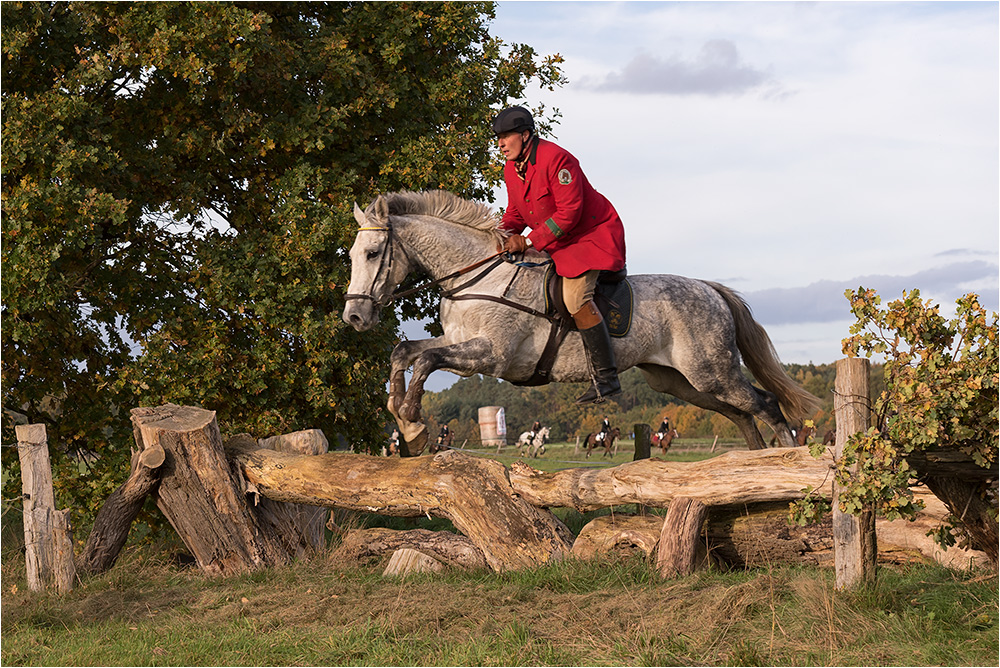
[543,265,634,338]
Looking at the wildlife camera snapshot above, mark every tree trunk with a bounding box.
[131,404,291,576]
[920,475,998,564]
[77,445,165,575]
[225,443,573,572]
[657,497,709,578]
[227,430,330,558]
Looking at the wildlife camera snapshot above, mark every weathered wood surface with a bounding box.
[833,358,877,590]
[78,445,165,575]
[132,404,291,576]
[229,429,330,557]
[16,424,76,593]
[571,488,988,572]
[657,497,709,578]
[224,443,573,572]
[571,515,663,560]
[334,527,489,570]
[508,447,835,512]
[383,548,445,576]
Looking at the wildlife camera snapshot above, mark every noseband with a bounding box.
[344,224,395,307]
[344,220,510,308]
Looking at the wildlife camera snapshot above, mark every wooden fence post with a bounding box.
[633,423,651,461]
[16,424,76,593]
[833,358,877,590]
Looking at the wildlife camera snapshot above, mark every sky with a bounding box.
[407,0,999,391]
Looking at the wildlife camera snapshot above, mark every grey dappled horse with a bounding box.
[516,426,550,458]
[343,190,818,456]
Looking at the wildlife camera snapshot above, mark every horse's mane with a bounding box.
[383,190,502,235]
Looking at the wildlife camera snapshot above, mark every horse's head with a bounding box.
[342,196,411,331]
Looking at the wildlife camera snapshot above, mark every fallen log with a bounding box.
[508,447,835,511]
[334,528,488,571]
[569,488,988,572]
[224,443,573,572]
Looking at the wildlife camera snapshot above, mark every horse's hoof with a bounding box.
[400,428,428,457]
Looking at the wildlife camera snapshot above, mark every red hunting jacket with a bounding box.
[500,138,626,278]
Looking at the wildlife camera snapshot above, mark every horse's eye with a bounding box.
[366,250,380,261]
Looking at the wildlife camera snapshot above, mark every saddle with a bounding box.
[543,264,633,338]
[513,265,634,387]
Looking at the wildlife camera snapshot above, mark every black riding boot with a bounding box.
[575,320,622,404]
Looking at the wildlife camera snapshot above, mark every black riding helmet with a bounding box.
[492,106,535,136]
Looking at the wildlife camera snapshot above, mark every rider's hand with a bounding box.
[502,234,528,254]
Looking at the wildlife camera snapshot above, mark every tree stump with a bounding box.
[228,429,330,558]
[131,404,291,576]
[16,424,76,593]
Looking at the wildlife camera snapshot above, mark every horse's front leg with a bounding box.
[387,338,444,457]
[390,337,494,456]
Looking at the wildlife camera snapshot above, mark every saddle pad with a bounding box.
[543,265,634,338]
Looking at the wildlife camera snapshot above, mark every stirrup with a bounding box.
[575,380,621,405]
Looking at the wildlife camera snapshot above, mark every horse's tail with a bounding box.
[705,281,821,421]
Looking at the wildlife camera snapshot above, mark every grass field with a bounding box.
[2,441,997,666]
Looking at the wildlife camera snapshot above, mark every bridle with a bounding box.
[343,224,396,307]
[343,221,508,308]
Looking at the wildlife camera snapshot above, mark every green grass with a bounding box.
[456,437,734,473]
[2,544,996,667]
[3,442,996,666]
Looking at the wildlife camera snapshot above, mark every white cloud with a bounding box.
[579,40,783,97]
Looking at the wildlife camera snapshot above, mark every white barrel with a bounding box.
[478,406,506,447]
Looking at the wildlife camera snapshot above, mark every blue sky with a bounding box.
[409,1,999,391]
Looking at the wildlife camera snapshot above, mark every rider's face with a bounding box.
[497,130,531,161]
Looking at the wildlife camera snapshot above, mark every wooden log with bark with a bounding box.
[334,527,489,570]
[507,447,836,511]
[569,487,988,572]
[224,441,574,572]
[77,444,165,575]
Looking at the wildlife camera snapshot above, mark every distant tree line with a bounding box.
[418,362,883,448]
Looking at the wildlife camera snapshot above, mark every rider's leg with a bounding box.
[565,272,621,404]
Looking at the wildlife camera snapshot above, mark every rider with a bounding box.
[656,417,671,440]
[527,420,541,442]
[597,415,611,442]
[437,423,450,448]
[493,105,626,404]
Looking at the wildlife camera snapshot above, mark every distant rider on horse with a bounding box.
[527,420,541,442]
[656,417,671,441]
[597,415,612,442]
[493,105,627,404]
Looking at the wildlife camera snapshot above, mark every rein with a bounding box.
[344,220,555,324]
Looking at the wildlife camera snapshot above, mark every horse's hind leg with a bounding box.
[639,364,770,450]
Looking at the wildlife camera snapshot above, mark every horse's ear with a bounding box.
[353,202,366,226]
[373,195,389,224]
